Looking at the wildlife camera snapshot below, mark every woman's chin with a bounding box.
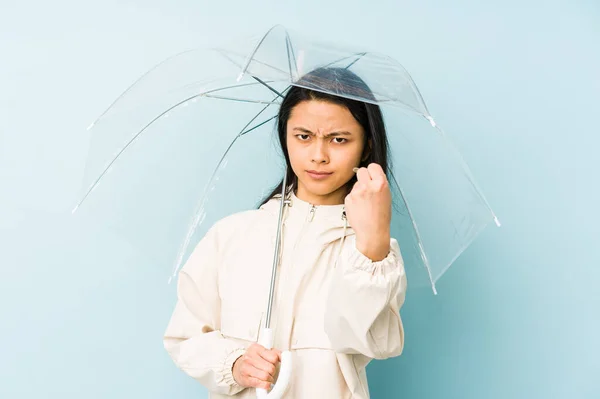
[299,181,346,201]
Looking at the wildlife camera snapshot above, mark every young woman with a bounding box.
[163,67,407,399]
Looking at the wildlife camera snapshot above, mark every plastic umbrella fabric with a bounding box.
[74,24,500,297]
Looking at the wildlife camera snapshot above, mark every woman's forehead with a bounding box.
[288,100,362,132]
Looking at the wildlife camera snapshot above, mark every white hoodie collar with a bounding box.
[260,189,354,245]
[288,191,347,222]
[261,190,346,221]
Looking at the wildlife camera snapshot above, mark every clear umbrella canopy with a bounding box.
[74,25,500,294]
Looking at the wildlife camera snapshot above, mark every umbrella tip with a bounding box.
[426,116,436,127]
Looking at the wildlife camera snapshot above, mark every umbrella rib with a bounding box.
[74,93,216,212]
[239,114,278,136]
[389,174,436,294]
[171,92,283,278]
[252,76,285,99]
[285,33,294,81]
[344,52,367,69]
[86,48,198,130]
[171,79,272,96]
[431,124,501,227]
[216,48,290,78]
[76,81,288,213]
[203,94,280,105]
[237,25,281,80]
[320,52,367,69]
[202,80,277,96]
[89,80,277,133]
[286,33,299,77]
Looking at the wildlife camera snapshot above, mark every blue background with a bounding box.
[1,1,598,398]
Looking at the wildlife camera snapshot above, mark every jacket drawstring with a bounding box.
[333,209,348,268]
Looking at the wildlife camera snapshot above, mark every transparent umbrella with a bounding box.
[73,24,500,396]
[75,24,499,291]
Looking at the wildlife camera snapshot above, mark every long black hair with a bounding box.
[259,66,391,207]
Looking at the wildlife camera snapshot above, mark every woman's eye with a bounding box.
[298,134,310,141]
[333,137,347,144]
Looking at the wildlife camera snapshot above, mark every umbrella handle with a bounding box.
[256,328,293,399]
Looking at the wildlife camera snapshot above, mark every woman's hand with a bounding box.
[232,343,281,390]
[345,163,392,261]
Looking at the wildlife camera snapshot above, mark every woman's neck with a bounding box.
[294,184,349,206]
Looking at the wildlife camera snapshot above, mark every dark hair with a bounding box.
[259,67,391,206]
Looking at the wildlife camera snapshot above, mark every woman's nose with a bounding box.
[311,141,329,164]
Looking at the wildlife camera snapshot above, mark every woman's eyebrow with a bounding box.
[293,127,313,134]
[325,131,352,138]
[292,127,352,137]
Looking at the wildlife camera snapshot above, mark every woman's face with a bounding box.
[286,100,366,205]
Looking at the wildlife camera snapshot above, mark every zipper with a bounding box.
[272,201,311,347]
[308,204,316,222]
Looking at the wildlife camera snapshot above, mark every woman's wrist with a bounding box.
[355,233,390,261]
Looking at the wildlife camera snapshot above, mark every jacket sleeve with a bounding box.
[163,222,247,396]
[324,235,407,360]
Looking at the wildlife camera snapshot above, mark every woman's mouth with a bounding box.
[306,170,333,180]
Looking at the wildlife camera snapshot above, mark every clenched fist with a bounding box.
[232,343,281,390]
[345,163,392,261]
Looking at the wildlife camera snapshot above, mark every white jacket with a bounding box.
[163,192,407,398]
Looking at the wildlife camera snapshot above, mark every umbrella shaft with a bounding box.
[265,171,288,329]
